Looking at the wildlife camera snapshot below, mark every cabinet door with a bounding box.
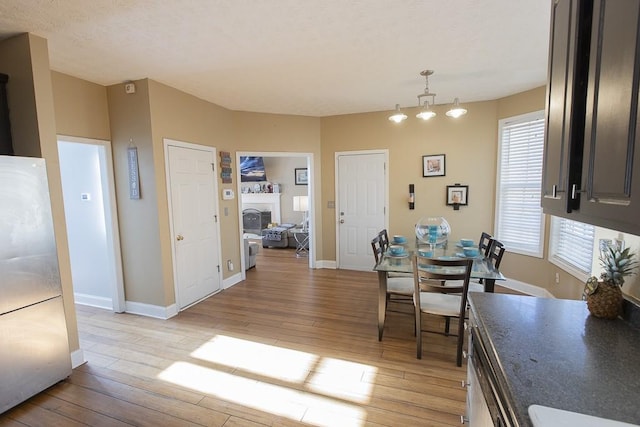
[0,73,12,155]
[581,0,640,234]
[542,0,589,215]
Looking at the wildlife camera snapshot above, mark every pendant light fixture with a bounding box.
[388,104,407,123]
[416,70,437,121]
[446,97,468,118]
[388,69,467,122]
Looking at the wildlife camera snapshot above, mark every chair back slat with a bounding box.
[379,229,390,251]
[371,234,385,264]
[479,232,492,256]
[488,239,505,269]
[413,255,473,300]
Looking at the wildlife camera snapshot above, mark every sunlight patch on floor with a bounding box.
[306,358,375,403]
[159,361,367,426]
[190,335,317,382]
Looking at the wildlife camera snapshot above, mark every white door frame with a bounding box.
[57,135,126,312]
[335,149,389,269]
[164,139,223,309]
[236,151,315,278]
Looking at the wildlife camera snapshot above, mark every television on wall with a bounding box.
[240,156,268,182]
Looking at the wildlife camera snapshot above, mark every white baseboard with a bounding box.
[224,272,243,289]
[70,348,86,369]
[501,277,555,298]
[124,301,178,319]
[317,260,337,269]
[73,293,112,310]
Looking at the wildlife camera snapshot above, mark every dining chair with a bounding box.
[412,254,473,366]
[460,232,496,292]
[467,232,492,291]
[371,234,414,308]
[479,232,493,256]
[463,239,505,293]
[378,229,413,278]
[480,238,505,292]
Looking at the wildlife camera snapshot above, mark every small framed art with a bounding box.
[423,154,446,177]
[295,168,308,185]
[446,184,468,207]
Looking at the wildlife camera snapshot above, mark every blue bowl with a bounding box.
[389,245,405,255]
[463,247,479,257]
[393,235,407,244]
[460,238,475,247]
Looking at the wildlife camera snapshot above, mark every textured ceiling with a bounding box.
[0,0,551,117]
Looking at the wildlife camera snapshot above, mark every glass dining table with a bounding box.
[373,247,505,341]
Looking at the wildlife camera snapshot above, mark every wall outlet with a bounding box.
[227,260,233,271]
[555,272,560,284]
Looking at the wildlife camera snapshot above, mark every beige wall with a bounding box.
[320,101,499,260]
[147,79,235,301]
[259,156,308,224]
[52,74,322,309]
[51,71,111,140]
[0,34,79,352]
[106,79,167,305]
[232,112,322,257]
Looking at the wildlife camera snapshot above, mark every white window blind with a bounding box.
[495,111,545,257]
[550,216,595,279]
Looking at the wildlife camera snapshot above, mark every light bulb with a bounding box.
[446,98,467,118]
[388,104,407,123]
[416,102,436,120]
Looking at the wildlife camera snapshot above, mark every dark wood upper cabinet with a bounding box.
[542,0,640,236]
[0,73,13,156]
[580,0,640,231]
[542,0,590,216]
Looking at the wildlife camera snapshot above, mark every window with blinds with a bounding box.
[549,216,595,280]
[495,111,545,257]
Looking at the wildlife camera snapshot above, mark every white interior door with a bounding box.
[336,151,387,271]
[166,142,221,309]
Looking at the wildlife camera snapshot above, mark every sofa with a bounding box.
[261,223,297,248]
[244,238,260,269]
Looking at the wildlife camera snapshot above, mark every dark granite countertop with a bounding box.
[468,293,640,427]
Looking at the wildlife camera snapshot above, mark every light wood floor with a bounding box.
[1,248,517,426]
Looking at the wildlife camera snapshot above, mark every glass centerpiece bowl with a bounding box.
[415,216,451,248]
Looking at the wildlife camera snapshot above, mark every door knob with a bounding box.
[176,234,184,241]
[340,219,345,224]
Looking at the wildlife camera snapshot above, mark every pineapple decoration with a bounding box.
[584,246,637,319]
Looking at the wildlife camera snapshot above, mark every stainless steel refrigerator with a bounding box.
[0,155,72,413]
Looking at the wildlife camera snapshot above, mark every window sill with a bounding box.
[549,255,591,282]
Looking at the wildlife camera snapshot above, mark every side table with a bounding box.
[292,229,309,257]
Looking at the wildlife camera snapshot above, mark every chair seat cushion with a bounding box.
[388,271,413,278]
[468,282,484,293]
[387,277,414,295]
[416,292,461,317]
[445,279,484,293]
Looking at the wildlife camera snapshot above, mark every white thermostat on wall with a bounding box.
[222,189,234,200]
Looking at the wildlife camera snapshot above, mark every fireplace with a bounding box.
[243,209,272,235]
[241,193,281,223]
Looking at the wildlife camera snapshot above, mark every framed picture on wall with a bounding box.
[423,154,446,177]
[295,168,308,185]
[446,184,469,206]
